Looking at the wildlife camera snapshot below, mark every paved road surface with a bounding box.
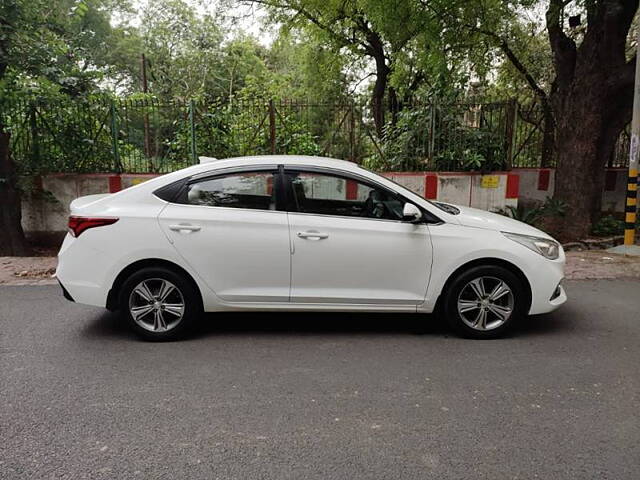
[1,280,639,479]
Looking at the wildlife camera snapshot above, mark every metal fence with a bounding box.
[0,96,630,174]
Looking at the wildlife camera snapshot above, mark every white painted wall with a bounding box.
[516,168,635,212]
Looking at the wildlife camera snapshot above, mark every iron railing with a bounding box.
[0,96,631,174]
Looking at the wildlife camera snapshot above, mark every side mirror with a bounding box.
[402,203,422,223]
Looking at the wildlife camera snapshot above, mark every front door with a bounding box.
[285,169,432,305]
[158,168,291,303]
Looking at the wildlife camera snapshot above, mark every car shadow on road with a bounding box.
[81,305,575,342]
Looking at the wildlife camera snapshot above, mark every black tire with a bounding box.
[443,265,527,339]
[119,266,201,341]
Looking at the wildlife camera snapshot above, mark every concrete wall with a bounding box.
[22,174,156,244]
[515,168,635,212]
[24,168,634,244]
[22,171,520,241]
[382,172,519,211]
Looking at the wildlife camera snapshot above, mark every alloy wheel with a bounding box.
[457,276,514,331]
[128,278,185,333]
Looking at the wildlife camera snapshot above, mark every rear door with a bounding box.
[158,167,291,303]
[285,168,432,306]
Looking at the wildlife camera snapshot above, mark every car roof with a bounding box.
[197,155,360,172]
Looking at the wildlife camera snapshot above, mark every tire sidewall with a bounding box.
[444,265,526,339]
[119,266,200,341]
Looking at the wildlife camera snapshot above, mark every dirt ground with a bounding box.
[2,250,640,286]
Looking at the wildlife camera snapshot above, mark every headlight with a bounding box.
[502,232,560,260]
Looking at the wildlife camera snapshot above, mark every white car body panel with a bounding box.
[158,204,291,303]
[288,212,431,305]
[56,155,567,318]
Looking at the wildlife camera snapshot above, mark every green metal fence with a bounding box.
[0,96,630,174]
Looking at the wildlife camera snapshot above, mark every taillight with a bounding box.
[68,216,118,237]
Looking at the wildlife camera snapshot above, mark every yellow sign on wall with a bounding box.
[131,178,149,186]
[480,175,500,189]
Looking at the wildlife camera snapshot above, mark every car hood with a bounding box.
[443,203,554,239]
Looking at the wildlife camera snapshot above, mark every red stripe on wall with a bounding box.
[346,179,358,200]
[425,174,438,199]
[506,173,520,199]
[108,175,122,193]
[537,169,550,191]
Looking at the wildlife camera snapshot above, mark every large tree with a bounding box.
[445,0,638,239]
[246,0,435,135]
[0,0,130,255]
[546,0,637,239]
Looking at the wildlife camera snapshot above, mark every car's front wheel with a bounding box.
[444,265,527,339]
[120,267,200,341]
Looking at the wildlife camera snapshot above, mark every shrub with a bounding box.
[592,215,624,237]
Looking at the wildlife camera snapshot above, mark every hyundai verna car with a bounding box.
[56,155,566,340]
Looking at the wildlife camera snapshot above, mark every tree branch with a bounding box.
[245,0,369,55]
[546,0,577,88]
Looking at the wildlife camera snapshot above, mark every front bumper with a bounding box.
[527,258,567,315]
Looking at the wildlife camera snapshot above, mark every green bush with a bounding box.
[592,215,625,237]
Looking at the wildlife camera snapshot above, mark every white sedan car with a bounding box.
[56,155,566,340]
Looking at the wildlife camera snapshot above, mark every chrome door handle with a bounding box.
[297,231,329,240]
[169,224,201,232]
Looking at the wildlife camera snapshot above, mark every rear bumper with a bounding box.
[58,280,75,302]
[56,233,111,308]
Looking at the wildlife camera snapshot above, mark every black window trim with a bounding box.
[282,165,442,224]
[153,163,443,223]
[155,164,284,213]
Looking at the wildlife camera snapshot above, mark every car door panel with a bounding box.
[157,169,291,303]
[289,214,431,304]
[285,168,433,305]
[159,206,291,302]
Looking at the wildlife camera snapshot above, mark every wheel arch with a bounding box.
[435,257,532,314]
[106,258,204,311]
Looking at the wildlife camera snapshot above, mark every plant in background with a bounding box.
[539,197,567,217]
[493,205,542,225]
[494,197,568,228]
[380,108,431,171]
[591,215,625,237]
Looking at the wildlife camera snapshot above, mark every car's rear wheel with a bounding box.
[119,267,200,341]
[443,265,526,339]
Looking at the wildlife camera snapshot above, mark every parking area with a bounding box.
[1,280,639,479]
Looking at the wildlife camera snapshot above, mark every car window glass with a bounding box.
[181,171,276,210]
[289,171,405,220]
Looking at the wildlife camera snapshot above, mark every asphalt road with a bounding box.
[1,280,639,479]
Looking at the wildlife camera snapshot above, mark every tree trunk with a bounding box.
[552,112,604,240]
[545,0,637,241]
[0,129,30,256]
[371,58,390,138]
[540,106,555,168]
[552,80,631,240]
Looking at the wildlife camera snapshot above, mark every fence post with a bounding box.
[269,99,276,154]
[504,98,518,170]
[29,103,41,170]
[189,100,198,164]
[349,102,356,162]
[429,101,436,162]
[109,99,122,173]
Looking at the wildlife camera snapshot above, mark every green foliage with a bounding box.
[540,197,567,217]
[494,197,567,226]
[591,215,625,237]
[380,104,506,172]
[494,205,542,225]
